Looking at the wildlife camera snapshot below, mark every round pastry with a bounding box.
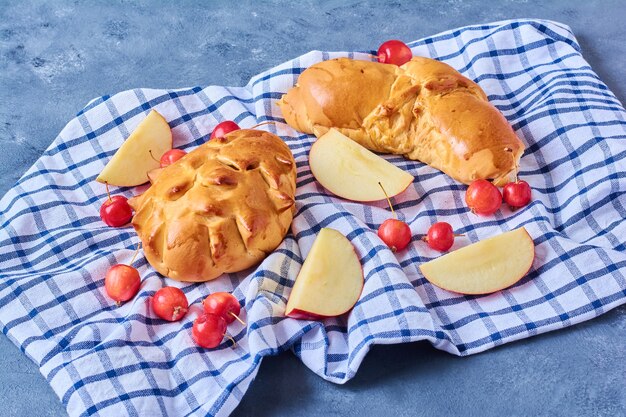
[278,57,525,186]
[129,129,297,282]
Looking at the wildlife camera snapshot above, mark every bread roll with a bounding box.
[278,57,524,185]
[129,129,296,282]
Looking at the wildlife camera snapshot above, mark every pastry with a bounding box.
[129,129,297,282]
[277,57,524,185]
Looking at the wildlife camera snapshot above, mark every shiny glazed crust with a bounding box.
[277,57,524,185]
[129,129,297,282]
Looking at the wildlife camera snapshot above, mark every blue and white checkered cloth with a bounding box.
[1,19,625,417]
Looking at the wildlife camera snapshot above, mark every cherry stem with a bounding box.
[229,312,246,326]
[148,149,159,163]
[378,182,396,219]
[224,333,237,347]
[129,241,141,265]
[365,53,378,60]
[250,121,277,129]
[422,234,463,242]
[105,182,112,203]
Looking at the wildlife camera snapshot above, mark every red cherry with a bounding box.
[203,292,245,325]
[378,218,412,252]
[465,179,502,216]
[152,287,189,321]
[100,196,132,227]
[159,149,187,167]
[377,40,412,66]
[105,264,141,303]
[100,183,133,227]
[377,182,411,251]
[503,180,532,208]
[423,222,459,252]
[210,121,240,139]
[192,313,227,349]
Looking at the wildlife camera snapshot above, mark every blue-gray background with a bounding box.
[1,1,625,416]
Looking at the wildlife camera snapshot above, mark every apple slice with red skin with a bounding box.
[286,228,364,319]
[309,129,414,202]
[419,227,534,295]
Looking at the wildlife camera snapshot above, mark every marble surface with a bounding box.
[1,1,624,416]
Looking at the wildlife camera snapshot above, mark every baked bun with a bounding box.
[278,57,524,185]
[129,129,297,282]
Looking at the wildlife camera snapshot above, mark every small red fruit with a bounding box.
[210,121,240,139]
[423,222,459,252]
[377,40,412,66]
[100,183,132,227]
[159,149,187,167]
[377,182,412,252]
[378,219,412,252]
[203,292,245,325]
[503,180,532,208]
[105,264,141,303]
[152,287,189,321]
[465,179,502,216]
[192,313,227,349]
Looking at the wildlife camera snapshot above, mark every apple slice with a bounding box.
[419,227,534,295]
[309,129,414,202]
[286,228,363,319]
[96,110,172,186]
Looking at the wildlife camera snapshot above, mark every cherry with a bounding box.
[192,313,227,349]
[377,40,412,66]
[503,180,532,208]
[379,219,412,252]
[465,179,502,216]
[152,287,189,322]
[210,121,240,139]
[203,292,245,325]
[100,183,133,227]
[377,182,411,252]
[104,243,141,304]
[159,149,187,167]
[105,265,140,304]
[422,222,462,252]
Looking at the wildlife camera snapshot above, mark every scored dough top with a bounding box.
[129,129,297,282]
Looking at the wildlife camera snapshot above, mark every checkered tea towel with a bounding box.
[1,19,625,417]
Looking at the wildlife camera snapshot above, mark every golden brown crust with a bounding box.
[277,57,524,185]
[130,129,297,282]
